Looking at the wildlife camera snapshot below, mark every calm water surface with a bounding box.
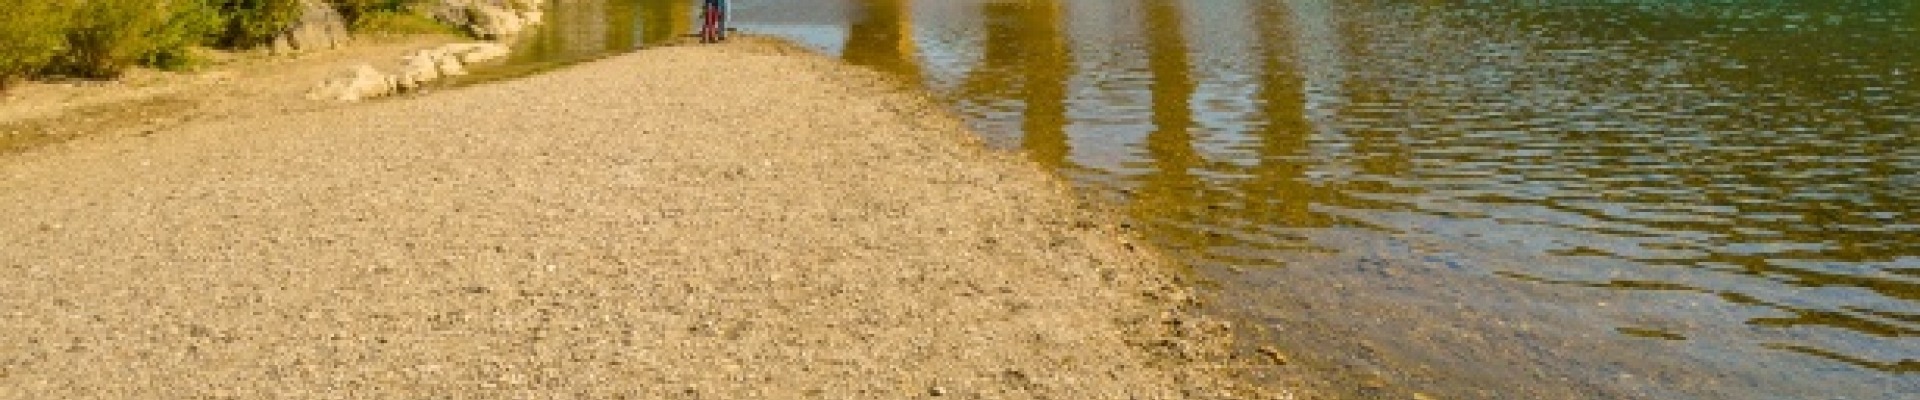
[519,0,1918,398]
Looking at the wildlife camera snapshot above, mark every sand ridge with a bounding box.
[0,38,1272,399]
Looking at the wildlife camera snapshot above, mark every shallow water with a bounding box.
[516,0,1918,398]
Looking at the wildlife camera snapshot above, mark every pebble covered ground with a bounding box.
[0,38,1275,399]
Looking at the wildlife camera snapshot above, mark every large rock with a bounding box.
[308,64,394,102]
[272,0,351,54]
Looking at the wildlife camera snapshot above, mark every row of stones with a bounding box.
[307,42,514,102]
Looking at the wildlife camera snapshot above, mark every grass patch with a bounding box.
[351,11,461,36]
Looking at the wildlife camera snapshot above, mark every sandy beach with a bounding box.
[0,38,1275,399]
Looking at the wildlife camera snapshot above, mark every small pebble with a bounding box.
[1361,375,1388,389]
[1257,346,1289,365]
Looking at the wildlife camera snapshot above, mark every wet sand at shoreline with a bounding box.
[0,38,1280,399]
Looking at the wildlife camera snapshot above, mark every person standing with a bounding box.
[701,0,730,43]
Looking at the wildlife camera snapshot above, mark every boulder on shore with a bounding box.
[272,0,351,55]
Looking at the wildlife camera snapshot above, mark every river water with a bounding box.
[509,0,1918,398]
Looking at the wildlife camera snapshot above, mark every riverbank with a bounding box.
[0,37,1284,399]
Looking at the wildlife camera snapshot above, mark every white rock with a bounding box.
[383,74,401,95]
[349,65,390,100]
[270,36,295,55]
[392,73,417,91]
[437,55,468,77]
[397,52,442,90]
[472,5,526,38]
[309,64,391,102]
[451,43,512,64]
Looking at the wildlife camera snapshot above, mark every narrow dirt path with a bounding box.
[0,39,1266,399]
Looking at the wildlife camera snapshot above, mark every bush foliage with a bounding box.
[59,0,224,78]
[1,0,226,82]
[0,0,462,89]
[0,1,73,88]
[332,0,432,26]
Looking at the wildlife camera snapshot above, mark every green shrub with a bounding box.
[59,0,223,78]
[146,1,225,70]
[216,0,304,48]
[3,0,313,85]
[331,0,426,25]
[0,1,74,89]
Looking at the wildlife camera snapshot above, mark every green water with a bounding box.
[511,0,1918,398]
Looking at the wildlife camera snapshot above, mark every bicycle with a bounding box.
[700,0,728,43]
